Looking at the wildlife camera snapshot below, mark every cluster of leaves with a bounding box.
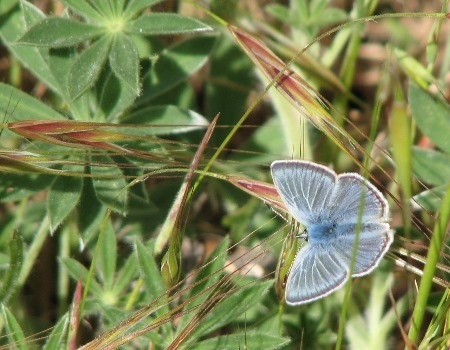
[0,0,288,348]
[0,0,216,229]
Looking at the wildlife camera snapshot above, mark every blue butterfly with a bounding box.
[271,160,393,305]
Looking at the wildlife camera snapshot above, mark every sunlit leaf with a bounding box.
[123,0,163,19]
[90,156,127,213]
[68,35,112,99]
[60,0,103,21]
[18,17,104,47]
[47,175,83,232]
[412,147,450,186]
[1,304,28,350]
[42,313,69,350]
[409,83,450,153]
[0,83,65,121]
[124,105,208,135]
[61,258,103,296]
[126,13,212,35]
[109,33,140,94]
[0,231,23,303]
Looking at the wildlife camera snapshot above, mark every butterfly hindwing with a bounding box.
[285,243,349,305]
[334,223,393,276]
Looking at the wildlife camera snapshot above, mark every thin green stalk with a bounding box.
[17,215,50,287]
[331,21,363,127]
[335,54,387,350]
[57,222,72,316]
[390,85,412,235]
[408,184,450,345]
[81,209,111,314]
[125,278,143,311]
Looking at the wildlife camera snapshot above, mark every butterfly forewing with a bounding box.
[271,160,336,225]
[329,174,389,223]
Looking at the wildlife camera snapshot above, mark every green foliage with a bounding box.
[266,0,348,36]
[410,83,450,213]
[1,304,28,349]
[0,232,23,303]
[409,83,450,153]
[47,176,83,231]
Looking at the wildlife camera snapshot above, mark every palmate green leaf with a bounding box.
[1,2,75,103]
[97,222,117,290]
[61,257,103,296]
[409,83,450,153]
[135,240,166,300]
[123,105,208,135]
[0,84,65,122]
[109,33,140,94]
[188,332,290,350]
[412,147,450,186]
[112,0,127,15]
[186,280,273,344]
[89,1,119,18]
[0,1,59,92]
[48,47,75,97]
[42,313,69,350]
[90,156,127,214]
[0,0,17,15]
[21,1,75,103]
[47,175,83,232]
[137,35,217,104]
[0,231,23,303]
[78,177,108,244]
[68,35,112,99]
[1,304,28,350]
[21,0,45,27]
[313,7,348,27]
[126,13,212,35]
[97,69,138,121]
[48,48,91,120]
[264,4,290,23]
[112,251,137,296]
[18,7,92,117]
[18,17,104,47]
[123,0,163,19]
[413,185,447,212]
[0,173,55,202]
[60,0,104,22]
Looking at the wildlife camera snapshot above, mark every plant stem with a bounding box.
[17,215,50,287]
[407,184,450,345]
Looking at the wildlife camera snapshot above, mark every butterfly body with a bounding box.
[308,223,338,243]
[271,160,393,305]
